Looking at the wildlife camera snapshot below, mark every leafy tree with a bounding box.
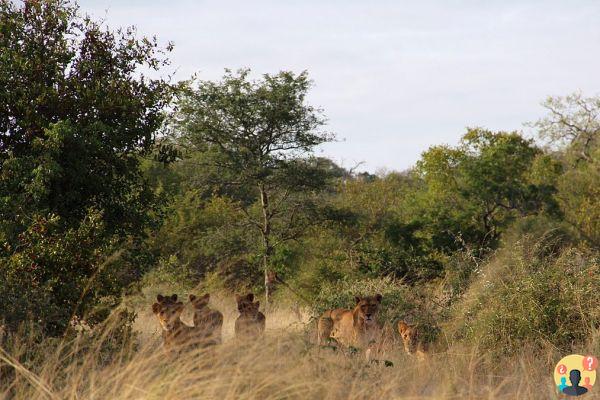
[173,69,333,303]
[322,173,439,281]
[416,128,559,251]
[0,0,171,335]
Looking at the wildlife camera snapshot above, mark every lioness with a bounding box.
[152,294,196,352]
[189,293,223,346]
[398,320,428,359]
[234,293,265,340]
[318,294,383,359]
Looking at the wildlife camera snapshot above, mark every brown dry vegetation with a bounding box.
[1,298,597,400]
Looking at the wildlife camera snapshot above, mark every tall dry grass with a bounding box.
[0,302,585,400]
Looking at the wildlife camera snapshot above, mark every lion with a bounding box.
[152,294,196,352]
[317,294,383,360]
[398,320,428,359]
[234,293,265,340]
[189,293,223,346]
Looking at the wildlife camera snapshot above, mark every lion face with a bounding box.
[235,293,260,316]
[398,321,419,354]
[353,294,382,325]
[189,293,210,310]
[152,294,184,331]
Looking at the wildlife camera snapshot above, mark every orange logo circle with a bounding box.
[554,354,597,396]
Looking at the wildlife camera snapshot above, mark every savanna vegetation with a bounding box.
[0,1,598,399]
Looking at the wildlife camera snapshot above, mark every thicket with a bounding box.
[0,0,171,335]
[1,0,598,358]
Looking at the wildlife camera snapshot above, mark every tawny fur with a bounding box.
[234,293,265,340]
[317,294,383,359]
[152,294,196,353]
[189,293,223,346]
[398,320,428,359]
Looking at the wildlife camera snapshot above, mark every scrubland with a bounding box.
[2,244,598,400]
[0,308,579,400]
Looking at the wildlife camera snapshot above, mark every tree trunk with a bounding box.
[259,183,272,306]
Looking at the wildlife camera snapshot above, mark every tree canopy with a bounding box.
[172,69,334,302]
[0,0,172,335]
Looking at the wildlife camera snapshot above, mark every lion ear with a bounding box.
[152,303,161,314]
[189,294,197,302]
[354,296,361,304]
[375,294,382,303]
[170,294,178,302]
[254,301,260,310]
[157,294,164,303]
[398,320,409,333]
[235,294,242,303]
[202,293,210,301]
[246,293,254,302]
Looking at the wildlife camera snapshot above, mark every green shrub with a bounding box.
[312,277,439,333]
[451,235,600,357]
[0,211,148,336]
[141,255,197,291]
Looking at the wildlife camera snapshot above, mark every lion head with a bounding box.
[235,293,260,316]
[398,320,420,354]
[152,294,184,331]
[353,294,382,325]
[189,293,210,310]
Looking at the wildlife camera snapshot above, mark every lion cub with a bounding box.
[234,293,265,340]
[189,293,223,346]
[318,294,383,359]
[152,294,196,352]
[398,320,428,359]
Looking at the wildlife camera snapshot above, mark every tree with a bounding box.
[0,0,172,335]
[533,94,600,245]
[416,128,559,251]
[322,172,440,282]
[173,69,333,303]
[534,93,599,164]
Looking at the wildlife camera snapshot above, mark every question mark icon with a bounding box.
[582,355,598,371]
[557,364,567,374]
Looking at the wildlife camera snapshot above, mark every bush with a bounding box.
[312,277,440,337]
[451,234,600,357]
[0,211,147,336]
[0,0,171,337]
[141,255,197,291]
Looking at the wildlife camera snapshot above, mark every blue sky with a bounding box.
[81,0,600,172]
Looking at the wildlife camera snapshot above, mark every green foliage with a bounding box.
[0,209,150,336]
[306,173,442,283]
[416,128,559,251]
[149,190,263,289]
[1,1,598,362]
[171,69,335,297]
[556,164,600,245]
[0,0,172,336]
[533,93,600,245]
[451,235,600,357]
[140,255,197,292]
[313,277,438,330]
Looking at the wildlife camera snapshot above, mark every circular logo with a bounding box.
[554,354,597,396]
